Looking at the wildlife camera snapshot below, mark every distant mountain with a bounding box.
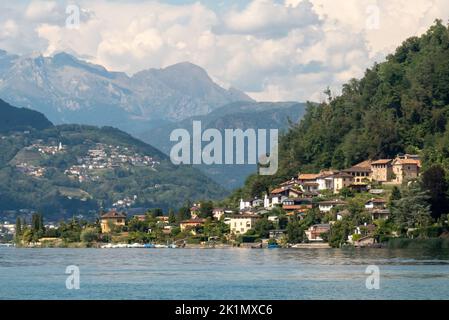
[0,100,227,219]
[0,99,53,133]
[140,101,307,189]
[0,51,253,134]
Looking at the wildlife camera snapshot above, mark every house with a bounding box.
[336,209,350,221]
[365,198,387,210]
[270,186,303,199]
[316,173,334,191]
[239,198,253,210]
[391,158,420,184]
[371,209,390,220]
[156,216,169,224]
[371,159,393,182]
[133,214,147,222]
[269,229,286,240]
[282,198,313,215]
[268,215,279,223]
[318,200,348,212]
[190,204,201,218]
[229,215,260,235]
[342,166,372,184]
[297,173,320,185]
[100,211,126,233]
[212,208,225,220]
[251,198,264,208]
[305,224,330,241]
[332,172,354,193]
[180,218,206,232]
[354,235,376,247]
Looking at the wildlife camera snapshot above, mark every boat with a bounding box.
[267,243,279,249]
[144,243,155,248]
[155,244,168,248]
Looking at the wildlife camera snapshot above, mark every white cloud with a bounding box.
[1,0,449,102]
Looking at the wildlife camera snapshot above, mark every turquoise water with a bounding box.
[1,247,449,300]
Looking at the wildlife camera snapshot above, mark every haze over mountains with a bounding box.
[0,50,253,134]
[0,49,306,188]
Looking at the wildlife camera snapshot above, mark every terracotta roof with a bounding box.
[332,172,354,179]
[101,211,126,219]
[394,159,420,166]
[371,159,393,165]
[354,160,372,168]
[298,173,320,180]
[343,166,372,173]
[283,205,312,210]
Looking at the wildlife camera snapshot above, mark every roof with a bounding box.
[283,205,312,210]
[180,219,206,224]
[371,159,393,165]
[298,173,320,180]
[318,200,348,206]
[230,215,261,219]
[101,211,126,219]
[353,160,372,168]
[332,172,354,179]
[270,186,302,195]
[366,198,387,204]
[343,166,372,173]
[310,224,331,229]
[393,159,420,166]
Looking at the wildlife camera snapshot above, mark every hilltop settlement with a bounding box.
[4,151,448,249]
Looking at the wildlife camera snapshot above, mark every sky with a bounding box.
[1,0,449,102]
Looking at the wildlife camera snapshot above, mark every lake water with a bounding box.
[1,247,449,300]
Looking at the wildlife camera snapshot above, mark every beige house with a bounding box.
[371,159,393,182]
[100,211,126,233]
[392,158,420,184]
[230,215,260,235]
[180,218,206,232]
[342,166,372,184]
[332,172,354,193]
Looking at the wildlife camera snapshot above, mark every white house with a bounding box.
[318,200,348,212]
[365,198,387,210]
[316,174,334,191]
[239,198,252,210]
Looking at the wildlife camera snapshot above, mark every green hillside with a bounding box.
[0,99,53,132]
[235,20,449,210]
[0,106,227,219]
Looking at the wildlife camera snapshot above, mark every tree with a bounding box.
[328,221,351,248]
[168,209,176,224]
[199,201,214,218]
[389,186,402,207]
[15,217,22,236]
[421,165,449,220]
[391,182,432,235]
[80,227,99,243]
[287,220,305,243]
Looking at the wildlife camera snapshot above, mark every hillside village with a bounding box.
[7,151,440,249]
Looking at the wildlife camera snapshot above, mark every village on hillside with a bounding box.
[4,152,430,249]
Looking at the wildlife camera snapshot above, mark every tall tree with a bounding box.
[421,165,449,220]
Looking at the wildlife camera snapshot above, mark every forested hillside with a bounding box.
[235,21,449,215]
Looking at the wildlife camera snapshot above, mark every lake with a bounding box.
[1,247,449,300]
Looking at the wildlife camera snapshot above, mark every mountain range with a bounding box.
[0,49,305,189]
[0,50,253,134]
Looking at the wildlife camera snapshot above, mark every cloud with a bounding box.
[0,0,449,102]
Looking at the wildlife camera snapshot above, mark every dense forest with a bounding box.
[233,20,449,219]
[0,99,53,132]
